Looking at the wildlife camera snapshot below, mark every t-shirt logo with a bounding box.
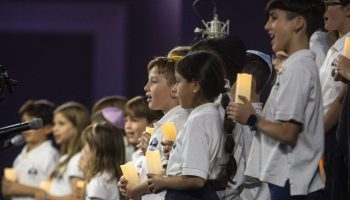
[28,167,38,176]
[331,58,337,68]
[148,138,158,151]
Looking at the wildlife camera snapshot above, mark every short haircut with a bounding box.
[125,96,163,124]
[266,0,325,38]
[147,57,177,86]
[19,99,56,126]
[91,95,127,115]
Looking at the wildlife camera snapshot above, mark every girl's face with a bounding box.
[265,9,296,53]
[144,66,176,113]
[174,71,197,109]
[79,143,92,173]
[324,4,349,33]
[124,115,148,145]
[53,113,77,145]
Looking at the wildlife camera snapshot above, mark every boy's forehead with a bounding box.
[149,66,166,77]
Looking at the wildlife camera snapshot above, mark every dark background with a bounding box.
[0,0,270,197]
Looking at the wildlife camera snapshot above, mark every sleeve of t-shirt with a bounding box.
[67,153,84,179]
[274,64,311,124]
[86,176,107,199]
[181,119,209,180]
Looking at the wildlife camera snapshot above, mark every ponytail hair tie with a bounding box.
[101,107,125,129]
[171,55,183,62]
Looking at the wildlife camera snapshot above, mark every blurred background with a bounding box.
[0,0,270,188]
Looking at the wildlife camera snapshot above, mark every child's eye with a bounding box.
[150,78,158,84]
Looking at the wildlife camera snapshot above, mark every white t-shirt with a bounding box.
[310,30,329,69]
[141,105,189,200]
[85,171,120,200]
[247,49,324,195]
[319,31,350,114]
[167,103,227,181]
[124,136,135,163]
[12,141,59,200]
[49,153,84,196]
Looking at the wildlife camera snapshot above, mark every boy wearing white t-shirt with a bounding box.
[228,0,325,199]
[118,57,189,200]
[1,100,59,200]
[224,50,273,200]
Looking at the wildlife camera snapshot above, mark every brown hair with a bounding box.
[147,57,178,86]
[91,95,127,115]
[125,96,163,123]
[19,99,56,126]
[51,101,90,178]
[82,123,125,182]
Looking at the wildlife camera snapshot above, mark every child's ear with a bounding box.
[344,4,350,17]
[192,81,200,94]
[293,16,305,33]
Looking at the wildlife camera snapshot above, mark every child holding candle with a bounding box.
[224,50,273,200]
[1,100,60,200]
[146,51,231,200]
[227,0,325,199]
[78,123,125,200]
[124,96,163,170]
[317,1,350,199]
[45,102,90,200]
[118,55,190,200]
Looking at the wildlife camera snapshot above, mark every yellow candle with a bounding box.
[319,159,326,182]
[76,180,86,189]
[39,181,52,193]
[145,127,155,135]
[4,168,16,182]
[146,150,163,174]
[161,122,177,142]
[235,73,253,104]
[343,37,350,59]
[120,161,140,185]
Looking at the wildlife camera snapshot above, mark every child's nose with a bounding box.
[144,82,150,92]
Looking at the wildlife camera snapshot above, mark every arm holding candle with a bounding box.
[146,174,205,194]
[336,55,350,82]
[227,95,301,146]
[1,178,44,198]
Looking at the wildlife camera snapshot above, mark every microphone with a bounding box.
[1,135,25,150]
[0,118,43,137]
[194,6,230,39]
